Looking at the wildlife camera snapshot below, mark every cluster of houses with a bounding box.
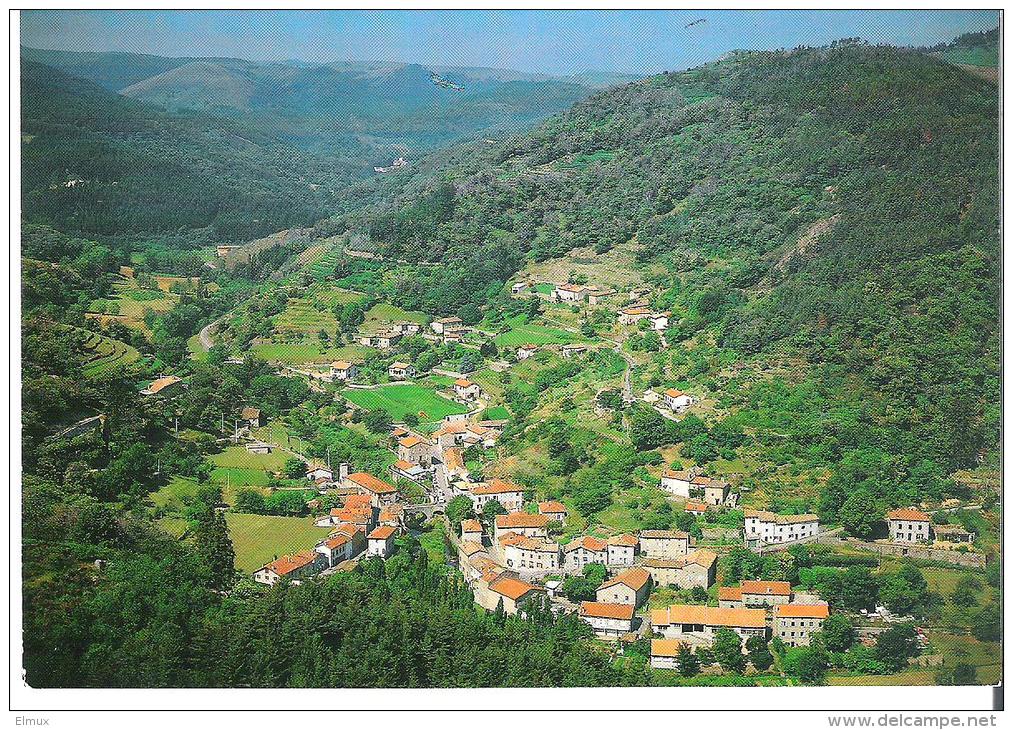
[649,580,831,668]
[253,469,406,585]
[389,414,502,488]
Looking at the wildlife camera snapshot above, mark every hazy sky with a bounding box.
[20,9,998,75]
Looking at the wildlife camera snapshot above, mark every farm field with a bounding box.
[89,275,183,334]
[493,317,581,347]
[63,326,141,376]
[251,341,372,365]
[225,513,331,572]
[343,384,469,424]
[273,297,338,334]
[361,302,428,332]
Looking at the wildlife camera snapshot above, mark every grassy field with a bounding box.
[343,384,469,423]
[493,318,580,347]
[210,445,290,471]
[250,341,372,365]
[273,297,338,334]
[483,406,510,420]
[362,302,428,332]
[89,276,180,334]
[226,513,331,572]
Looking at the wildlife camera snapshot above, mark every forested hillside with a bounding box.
[21,49,630,241]
[327,41,999,508]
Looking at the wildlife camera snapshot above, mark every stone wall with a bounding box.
[818,536,986,569]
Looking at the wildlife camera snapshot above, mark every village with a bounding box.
[129,271,993,678]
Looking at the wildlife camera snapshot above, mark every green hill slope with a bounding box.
[329,41,998,498]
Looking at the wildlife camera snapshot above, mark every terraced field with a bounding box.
[66,326,141,376]
[343,384,469,424]
[250,341,372,365]
[273,297,338,333]
[89,276,180,334]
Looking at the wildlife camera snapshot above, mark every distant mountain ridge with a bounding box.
[20,48,639,240]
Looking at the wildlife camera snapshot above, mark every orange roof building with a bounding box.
[887,507,931,522]
[651,638,686,659]
[653,604,767,631]
[565,535,607,553]
[348,472,397,495]
[538,501,567,515]
[367,525,397,541]
[580,601,635,621]
[599,567,651,593]
[495,512,549,530]
[774,603,830,619]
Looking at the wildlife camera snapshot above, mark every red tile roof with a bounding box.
[348,472,397,494]
[659,605,767,629]
[599,567,651,592]
[565,535,607,552]
[367,525,396,540]
[580,602,635,621]
[262,551,317,576]
[718,586,743,601]
[472,480,524,496]
[887,507,931,522]
[490,576,543,601]
[538,501,567,515]
[775,603,830,619]
[741,580,791,597]
[495,512,548,529]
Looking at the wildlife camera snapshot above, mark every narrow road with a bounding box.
[198,315,226,351]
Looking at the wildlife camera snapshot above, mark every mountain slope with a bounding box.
[326,41,998,496]
[21,49,630,239]
[20,60,362,240]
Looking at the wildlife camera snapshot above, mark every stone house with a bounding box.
[517,343,538,360]
[493,512,549,542]
[476,574,544,614]
[502,536,561,571]
[397,435,433,467]
[773,603,830,647]
[606,534,638,566]
[470,480,526,512]
[564,535,608,569]
[461,519,484,544]
[553,283,588,303]
[595,567,652,607]
[431,317,463,334]
[344,471,400,508]
[887,508,932,543]
[718,580,791,609]
[638,530,690,560]
[642,550,717,590]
